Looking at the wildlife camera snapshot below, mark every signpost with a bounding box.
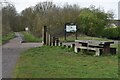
[65,23,77,40]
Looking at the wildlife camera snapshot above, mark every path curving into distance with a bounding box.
[2,32,43,78]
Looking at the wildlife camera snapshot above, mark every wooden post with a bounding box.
[103,43,110,54]
[46,32,48,45]
[75,24,77,40]
[63,45,66,48]
[65,31,66,40]
[46,33,49,46]
[68,45,71,48]
[64,24,66,40]
[49,34,51,46]
[51,37,53,46]
[71,44,75,49]
[42,26,47,45]
[56,38,59,46]
[53,37,55,46]
[60,42,62,46]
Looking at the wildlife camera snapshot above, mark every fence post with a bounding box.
[53,37,55,46]
[56,37,59,46]
[49,34,51,46]
[46,32,48,45]
[42,26,47,45]
[71,44,75,49]
[60,42,62,46]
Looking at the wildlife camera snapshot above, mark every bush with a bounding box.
[103,28,119,39]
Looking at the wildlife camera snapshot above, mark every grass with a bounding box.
[2,32,15,44]
[0,36,2,45]
[60,34,113,42]
[14,46,118,78]
[22,32,41,42]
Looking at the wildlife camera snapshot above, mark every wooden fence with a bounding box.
[42,26,116,56]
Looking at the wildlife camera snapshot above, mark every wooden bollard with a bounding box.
[63,45,66,48]
[49,34,52,46]
[60,42,62,46]
[43,26,47,45]
[68,45,71,48]
[46,32,49,45]
[53,37,55,46]
[56,38,59,46]
[71,44,75,49]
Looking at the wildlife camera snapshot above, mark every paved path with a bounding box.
[2,32,43,78]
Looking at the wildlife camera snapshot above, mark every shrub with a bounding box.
[103,27,119,39]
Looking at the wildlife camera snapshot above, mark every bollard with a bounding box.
[60,42,62,46]
[53,37,55,46]
[71,44,75,49]
[68,45,71,48]
[48,34,51,46]
[56,38,59,46]
[63,45,66,48]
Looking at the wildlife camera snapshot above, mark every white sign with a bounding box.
[66,25,77,32]
[25,27,29,31]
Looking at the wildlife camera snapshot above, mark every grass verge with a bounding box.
[2,32,15,44]
[60,35,113,42]
[14,46,118,78]
[22,32,41,42]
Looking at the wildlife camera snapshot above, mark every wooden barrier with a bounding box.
[53,37,56,46]
[60,42,62,46]
[42,26,47,45]
[56,37,59,46]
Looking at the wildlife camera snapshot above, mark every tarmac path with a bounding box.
[2,32,43,78]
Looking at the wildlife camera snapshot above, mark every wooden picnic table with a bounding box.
[75,40,115,56]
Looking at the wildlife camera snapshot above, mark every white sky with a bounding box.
[3,0,120,19]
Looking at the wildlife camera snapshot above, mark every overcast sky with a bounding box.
[5,0,120,19]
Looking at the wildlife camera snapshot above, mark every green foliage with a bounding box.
[14,46,118,78]
[103,28,119,39]
[2,4,20,32]
[2,2,115,40]
[22,32,41,42]
[2,32,15,44]
[20,2,80,37]
[77,7,112,37]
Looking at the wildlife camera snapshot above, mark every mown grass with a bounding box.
[22,32,41,42]
[2,32,15,44]
[60,35,113,42]
[14,46,118,78]
[0,36,2,45]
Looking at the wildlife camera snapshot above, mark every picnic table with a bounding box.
[74,40,115,56]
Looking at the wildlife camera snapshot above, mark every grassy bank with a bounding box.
[2,32,15,44]
[14,46,118,78]
[22,32,41,42]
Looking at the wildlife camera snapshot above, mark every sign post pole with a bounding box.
[76,27,77,40]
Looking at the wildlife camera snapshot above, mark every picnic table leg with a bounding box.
[103,43,110,54]
[74,46,78,53]
[95,48,100,56]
